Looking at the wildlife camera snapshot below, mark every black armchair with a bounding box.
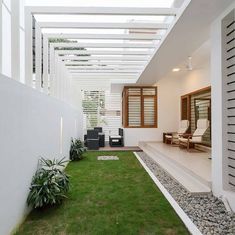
[94,127,105,147]
[87,130,99,150]
[109,128,124,147]
[94,127,103,133]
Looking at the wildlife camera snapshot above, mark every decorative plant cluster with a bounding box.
[27,158,69,209]
[70,138,86,161]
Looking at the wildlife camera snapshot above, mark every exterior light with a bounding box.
[172,68,180,72]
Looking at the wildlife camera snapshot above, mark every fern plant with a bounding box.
[27,158,69,209]
[70,138,86,161]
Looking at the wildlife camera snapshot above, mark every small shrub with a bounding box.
[70,138,86,161]
[27,158,69,209]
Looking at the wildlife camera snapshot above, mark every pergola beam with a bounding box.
[64,61,144,66]
[64,65,143,70]
[27,6,178,16]
[67,66,142,70]
[51,42,156,48]
[56,50,153,56]
[45,33,162,40]
[67,70,140,74]
[39,22,169,29]
[69,72,138,76]
[60,55,149,61]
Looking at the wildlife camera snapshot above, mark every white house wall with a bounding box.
[123,76,180,146]
[179,40,211,96]
[115,40,211,147]
[211,1,235,212]
[0,74,80,235]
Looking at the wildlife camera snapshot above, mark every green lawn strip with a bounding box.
[15,151,189,235]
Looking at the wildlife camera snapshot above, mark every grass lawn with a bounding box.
[15,151,189,235]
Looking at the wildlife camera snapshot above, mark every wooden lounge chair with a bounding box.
[178,119,210,151]
[165,120,190,145]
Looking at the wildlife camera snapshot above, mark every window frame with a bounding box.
[122,86,158,128]
[180,86,211,146]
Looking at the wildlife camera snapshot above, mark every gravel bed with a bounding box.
[137,152,235,235]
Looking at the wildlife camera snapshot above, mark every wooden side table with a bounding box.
[163,132,173,144]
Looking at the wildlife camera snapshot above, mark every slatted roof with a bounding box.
[28,0,185,84]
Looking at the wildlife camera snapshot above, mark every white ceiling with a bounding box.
[137,0,235,84]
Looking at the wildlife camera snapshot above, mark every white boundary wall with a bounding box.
[0,74,80,235]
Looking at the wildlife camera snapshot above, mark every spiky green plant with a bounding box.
[27,157,69,209]
[70,138,86,161]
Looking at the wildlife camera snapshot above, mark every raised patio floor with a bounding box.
[139,141,212,194]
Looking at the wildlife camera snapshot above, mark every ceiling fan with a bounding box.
[186,56,193,71]
[172,56,194,72]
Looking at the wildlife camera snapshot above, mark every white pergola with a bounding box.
[24,4,188,100]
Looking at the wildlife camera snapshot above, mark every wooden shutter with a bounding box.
[128,96,141,127]
[222,9,235,190]
[122,86,157,128]
[181,95,191,121]
[127,88,141,127]
[143,97,156,126]
[143,87,157,126]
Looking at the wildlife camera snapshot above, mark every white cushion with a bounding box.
[165,134,179,139]
[110,135,121,139]
[197,119,209,129]
[192,119,209,142]
[189,138,202,143]
[165,135,173,139]
[178,120,189,134]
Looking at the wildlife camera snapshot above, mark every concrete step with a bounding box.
[139,142,211,194]
[147,143,211,188]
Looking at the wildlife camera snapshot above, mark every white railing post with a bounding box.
[24,8,33,86]
[49,44,54,86]
[57,55,62,100]
[43,36,49,94]
[52,48,59,99]
[11,0,20,81]
[35,22,42,90]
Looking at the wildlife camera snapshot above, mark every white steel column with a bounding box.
[35,22,42,90]
[43,36,49,94]
[58,57,63,100]
[11,0,20,80]
[50,45,55,95]
[24,9,33,86]
[0,0,2,73]
[55,55,61,99]
[60,59,64,101]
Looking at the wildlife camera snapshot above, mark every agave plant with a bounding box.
[70,138,86,161]
[27,157,70,209]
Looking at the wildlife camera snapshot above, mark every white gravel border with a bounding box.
[134,152,202,235]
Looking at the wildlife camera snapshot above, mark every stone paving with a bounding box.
[97,156,119,160]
